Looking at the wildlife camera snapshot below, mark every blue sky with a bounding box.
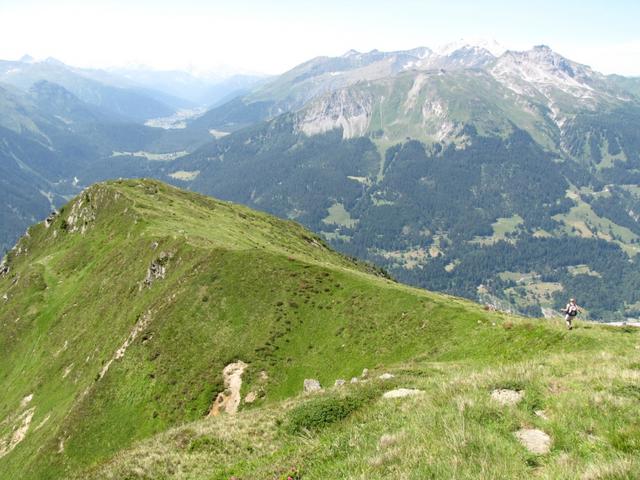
[1,0,639,75]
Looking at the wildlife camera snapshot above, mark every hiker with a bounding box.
[563,298,580,330]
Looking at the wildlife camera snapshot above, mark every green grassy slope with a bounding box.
[1,179,637,479]
[81,324,640,480]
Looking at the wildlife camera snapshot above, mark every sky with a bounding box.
[1,0,639,76]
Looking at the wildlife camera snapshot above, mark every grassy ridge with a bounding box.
[80,324,640,479]
[1,179,637,479]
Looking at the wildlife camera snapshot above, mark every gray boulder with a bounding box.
[303,378,322,393]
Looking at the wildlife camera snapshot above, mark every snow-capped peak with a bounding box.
[435,38,506,58]
[405,47,433,59]
[490,45,598,100]
[342,49,361,58]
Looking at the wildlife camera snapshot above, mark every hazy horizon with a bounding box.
[1,0,639,77]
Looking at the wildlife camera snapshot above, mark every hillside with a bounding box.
[1,180,638,479]
[160,45,640,321]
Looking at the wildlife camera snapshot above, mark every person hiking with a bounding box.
[563,298,580,330]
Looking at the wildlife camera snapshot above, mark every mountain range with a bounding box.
[167,43,640,321]
[2,43,640,319]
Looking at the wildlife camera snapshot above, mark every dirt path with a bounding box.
[208,361,247,416]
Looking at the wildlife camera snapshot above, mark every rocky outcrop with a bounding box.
[141,252,172,289]
[64,196,96,234]
[515,428,552,454]
[296,89,373,139]
[491,389,524,406]
[0,259,8,277]
[44,210,58,228]
[303,379,322,393]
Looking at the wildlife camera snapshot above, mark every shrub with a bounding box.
[286,396,361,434]
[286,385,383,434]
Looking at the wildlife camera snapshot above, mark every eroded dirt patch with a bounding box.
[0,396,36,459]
[209,361,247,416]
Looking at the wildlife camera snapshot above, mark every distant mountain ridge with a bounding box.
[163,43,640,320]
[2,44,640,319]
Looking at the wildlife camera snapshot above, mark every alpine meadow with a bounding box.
[2,1,640,479]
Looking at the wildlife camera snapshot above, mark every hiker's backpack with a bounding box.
[567,304,578,316]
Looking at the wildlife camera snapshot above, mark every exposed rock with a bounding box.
[491,389,524,406]
[44,211,58,228]
[244,391,257,404]
[515,428,552,454]
[334,379,346,387]
[350,377,359,384]
[65,196,96,234]
[361,368,369,378]
[379,373,395,380]
[62,364,74,379]
[34,414,50,432]
[297,89,373,140]
[383,388,424,399]
[20,394,33,408]
[97,311,152,381]
[535,409,549,420]
[0,407,36,459]
[209,361,248,416]
[0,262,8,277]
[303,378,322,393]
[141,252,172,289]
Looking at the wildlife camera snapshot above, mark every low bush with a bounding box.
[286,396,362,434]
